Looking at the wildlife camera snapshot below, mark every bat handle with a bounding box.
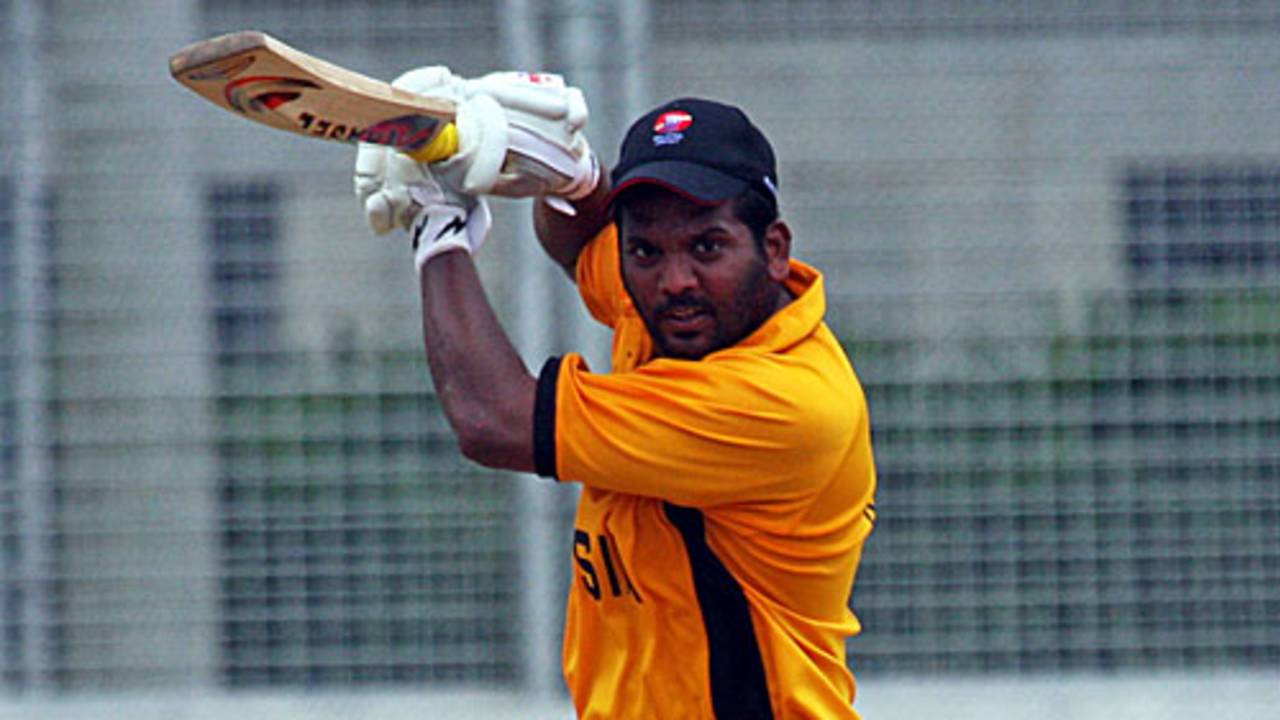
[405,123,460,163]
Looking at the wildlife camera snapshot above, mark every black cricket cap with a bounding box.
[607,97,778,210]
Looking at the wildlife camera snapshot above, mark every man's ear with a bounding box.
[763,220,792,282]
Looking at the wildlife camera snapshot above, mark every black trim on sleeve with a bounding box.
[534,356,563,479]
[664,503,774,719]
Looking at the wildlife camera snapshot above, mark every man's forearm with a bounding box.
[533,173,613,277]
[419,252,537,472]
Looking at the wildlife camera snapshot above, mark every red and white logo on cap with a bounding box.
[654,111,693,134]
[652,110,693,146]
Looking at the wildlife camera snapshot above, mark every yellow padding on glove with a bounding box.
[406,122,460,164]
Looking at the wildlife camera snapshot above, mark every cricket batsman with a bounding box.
[354,67,878,719]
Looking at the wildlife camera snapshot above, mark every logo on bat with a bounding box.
[223,75,321,114]
[652,110,693,146]
[359,115,444,152]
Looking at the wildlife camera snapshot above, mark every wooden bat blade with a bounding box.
[169,30,459,160]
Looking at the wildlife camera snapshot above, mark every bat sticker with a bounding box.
[299,112,362,141]
[222,76,322,114]
[359,115,444,152]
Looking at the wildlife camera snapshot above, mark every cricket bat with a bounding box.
[169,30,460,163]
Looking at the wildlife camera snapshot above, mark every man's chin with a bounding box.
[656,332,715,360]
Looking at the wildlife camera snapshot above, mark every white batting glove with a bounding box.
[379,66,509,204]
[354,143,490,270]
[458,71,600,206]
[353,67,502,235]
[355,142,416,235]
[407,177,491,271]
[375,66,599,211]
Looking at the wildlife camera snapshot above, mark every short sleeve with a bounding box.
[548,350,861,508]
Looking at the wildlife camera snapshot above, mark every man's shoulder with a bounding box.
[700,340,863,429]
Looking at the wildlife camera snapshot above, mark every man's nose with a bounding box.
[658,255,698,296]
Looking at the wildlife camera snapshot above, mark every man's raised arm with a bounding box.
[533,174,613,278]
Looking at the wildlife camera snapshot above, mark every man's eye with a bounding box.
[629,243,657,260]
[693,238,722,255]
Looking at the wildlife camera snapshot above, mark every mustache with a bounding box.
[656,294,713,316]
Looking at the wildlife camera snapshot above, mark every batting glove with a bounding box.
[354,144,490,270]
[406,176,491,271]
[385,66,510,204]
[376,65,599,211]
[355,142,416,235]
[460,70,600,207]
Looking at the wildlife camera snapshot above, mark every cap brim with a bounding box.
[607,160,749,208]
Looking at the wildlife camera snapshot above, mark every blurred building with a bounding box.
[2,0,1277,714]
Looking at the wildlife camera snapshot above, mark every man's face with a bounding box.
[617,187,791,360]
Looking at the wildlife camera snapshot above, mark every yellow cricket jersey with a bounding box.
[533,225,877,719]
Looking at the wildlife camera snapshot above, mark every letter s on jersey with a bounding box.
[573,529,642,603]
